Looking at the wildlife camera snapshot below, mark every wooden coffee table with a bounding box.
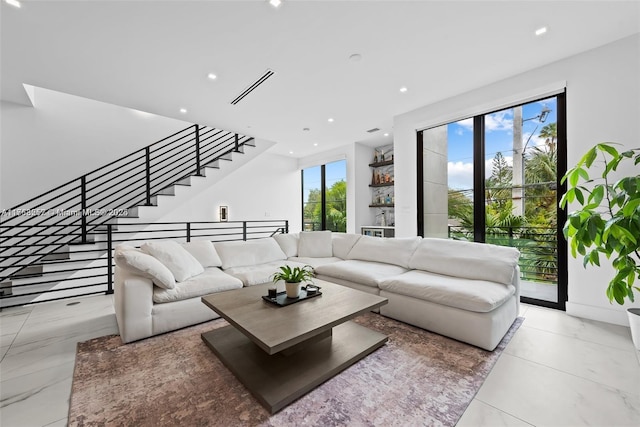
[201,280,388,414]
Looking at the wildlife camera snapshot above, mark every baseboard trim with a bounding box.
[565,302,630,326]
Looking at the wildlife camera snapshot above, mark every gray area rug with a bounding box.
[69,313,523,426]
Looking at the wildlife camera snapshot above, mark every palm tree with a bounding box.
[538,122,557,152]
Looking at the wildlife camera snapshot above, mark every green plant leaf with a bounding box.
[583,147,598,168]
[598,143,620,159]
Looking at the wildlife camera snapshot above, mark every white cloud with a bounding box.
[448,155,516,190]
[485,110,513,132]
[448,161,473,190]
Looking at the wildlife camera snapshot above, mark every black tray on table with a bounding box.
[262,285,322,307]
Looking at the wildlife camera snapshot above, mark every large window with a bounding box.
[302,160,347,232]
[418,93,567,309]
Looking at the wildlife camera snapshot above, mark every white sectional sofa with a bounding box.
[114,231,520,350]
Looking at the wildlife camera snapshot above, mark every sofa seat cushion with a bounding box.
[379,270,515,313]
[287,256,343,269]
[153,267,242,304]
[314,260,408,288]
[225,260,308,287]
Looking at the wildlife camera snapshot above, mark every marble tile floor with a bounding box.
[1,296,638,427]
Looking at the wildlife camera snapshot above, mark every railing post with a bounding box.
[186,222,191,242]
[145,147,152,206]
[80,176,88,244]
[243,221,247,241]
[234,134,239,152]
[285,220,289,234]
[509,226,514,247]
[106,223,114,295]
[195,125,202,176]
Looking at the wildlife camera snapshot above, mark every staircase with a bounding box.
[0,124,269,308]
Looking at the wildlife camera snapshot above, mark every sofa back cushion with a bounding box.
[273,233,299,257]
[182,240,222,268]
[331,233,362,259]
[114,245,176,289]
[141,241,204,282]
[298,231,333,257]
[347,236,421,268]
[215,238,287,269]
[409,238,520,285]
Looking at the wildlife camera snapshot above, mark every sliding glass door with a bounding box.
[418,93,567,309]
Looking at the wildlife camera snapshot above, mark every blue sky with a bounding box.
[447,96,558,190]
[303,159,346,201]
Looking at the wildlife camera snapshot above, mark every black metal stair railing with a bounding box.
[0,220,289,309]
[0,124,254,285]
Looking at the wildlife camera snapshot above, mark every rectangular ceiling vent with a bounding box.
[230,69,276,105]
[366,128,380,133]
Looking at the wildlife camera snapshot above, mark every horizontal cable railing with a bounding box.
[0,124,254,283]
[0,220,288,309]
[448,225,558,285]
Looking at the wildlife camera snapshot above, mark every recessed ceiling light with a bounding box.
[289,150,294,154]
[269,0,282,8]
[207,73,217,80]
[349,53,362,62]
[179,108,187,114]
[303,127,310,131]
[328,118,334,123]
[399,87,408,93]
[535,27,547,36]
[5,0,21,8]
[313,143,318,147]
[384,133,389,137]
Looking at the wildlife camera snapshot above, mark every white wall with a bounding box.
[156,152,301,232]
[393,34,640,325]
[0,86,190,209]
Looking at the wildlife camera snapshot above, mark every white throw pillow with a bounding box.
[273,233,299,257]
[114,245,176,289]
[347,236,421,268]
[141,241,204,282]
[182,240,222,268]
[215,238,287,270]
[331,233,362,259]
[298,231,333,258]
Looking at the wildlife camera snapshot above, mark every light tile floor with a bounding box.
[1,296,638,426]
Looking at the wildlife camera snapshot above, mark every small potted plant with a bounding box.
[560,142,640,349]
[272,265,315,298]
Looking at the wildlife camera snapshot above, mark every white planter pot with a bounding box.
[628,308,640,351]
[285,282,302,298]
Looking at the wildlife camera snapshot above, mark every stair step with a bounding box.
[42,251,70,261]
[10,264,44,279]
[205,160,220,169]
[157,186,176,196]
[244,139,256,147]
[176,177,192,186]
[219,152,233,161]
[0,281,13,296]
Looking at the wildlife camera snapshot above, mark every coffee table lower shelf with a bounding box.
[201,321,387,414]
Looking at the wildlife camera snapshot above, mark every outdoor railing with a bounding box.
[448,225,558,284]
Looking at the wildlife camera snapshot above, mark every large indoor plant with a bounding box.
[272,265,314,298]
[559,143,640,348]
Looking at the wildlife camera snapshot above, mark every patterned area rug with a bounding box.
[69,313,523,426]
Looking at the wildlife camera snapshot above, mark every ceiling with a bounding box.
[2,0,639,158]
